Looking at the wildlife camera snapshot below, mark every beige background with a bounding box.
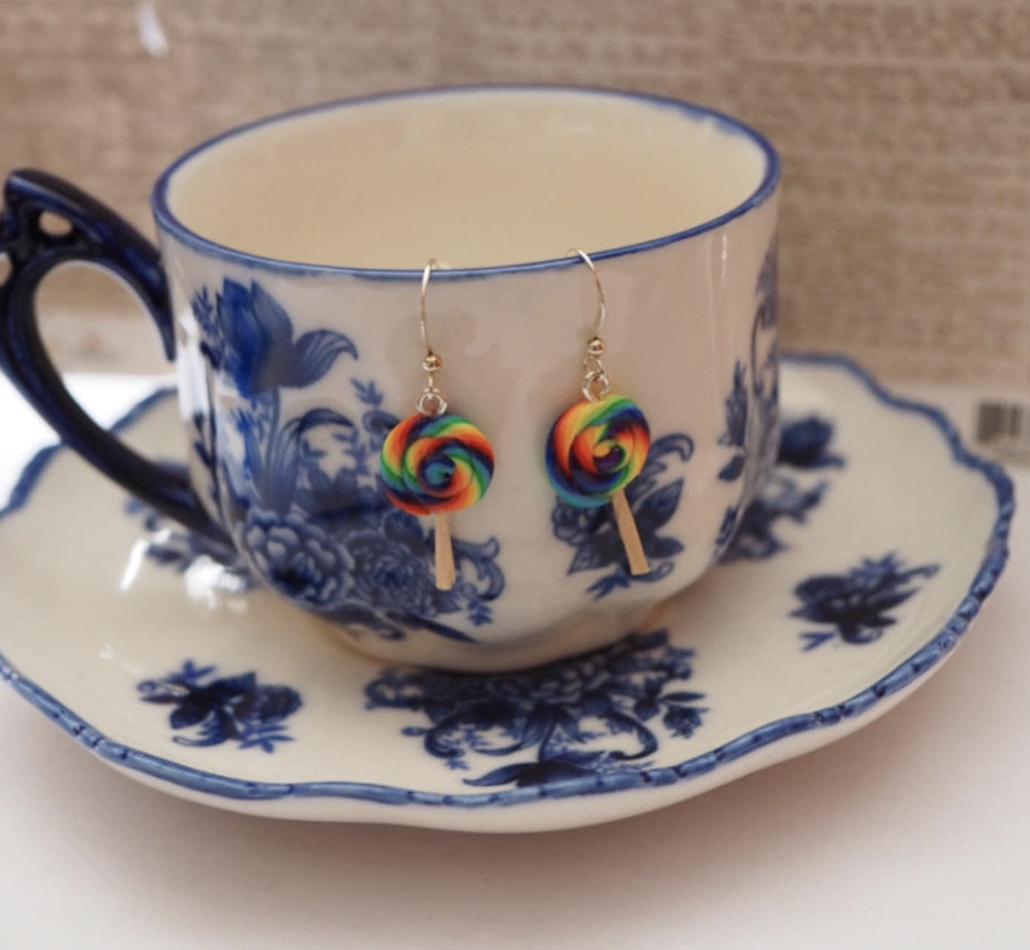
[1,0,1028,385]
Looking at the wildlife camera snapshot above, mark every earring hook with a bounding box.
[566,248,612,401]
[416,259,447,416]
[566,247,606,339]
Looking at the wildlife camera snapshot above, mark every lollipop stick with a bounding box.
[611,489,649,576]
[434,513,456,591]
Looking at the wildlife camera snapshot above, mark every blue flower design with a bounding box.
[364,630,706,786]
[243,507,350,611]
[778,416,844,470]
[792,554,939,650]
[719,415,844,563]
[344,523,440,615]
[550,434,694,598]
[169,281,506,643]
[138,661,301,752]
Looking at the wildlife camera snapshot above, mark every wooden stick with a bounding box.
[434,513,456,591]
[611,489,650,576]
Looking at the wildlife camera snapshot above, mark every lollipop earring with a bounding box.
[545,248,651,576]
[380,261,495,591]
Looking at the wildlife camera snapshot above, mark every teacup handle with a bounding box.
[0,169,227,541]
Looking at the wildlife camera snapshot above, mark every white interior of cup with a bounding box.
[159,88,773,271]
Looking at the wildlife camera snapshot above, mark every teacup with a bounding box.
[0,86,780,671]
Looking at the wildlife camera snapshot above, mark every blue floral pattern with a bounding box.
[190,280,505,642]
[779,416,845,470]
[719,414,845,563]
[364,630,706,786]
[551,434,694,598]
[709,239,782,558]
[717,361,748,481]
[716,242,779,492]
[792,554,940,650]
[138,661,301,752]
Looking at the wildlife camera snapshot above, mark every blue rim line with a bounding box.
[0,354,1015,810]
[151,84,781,281]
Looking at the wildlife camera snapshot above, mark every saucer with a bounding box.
[0,354,1012,833]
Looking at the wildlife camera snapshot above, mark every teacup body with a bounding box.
[156,87,780,669]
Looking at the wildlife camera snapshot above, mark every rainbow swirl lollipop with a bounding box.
[546,395,650,509]
[381,413,494,516]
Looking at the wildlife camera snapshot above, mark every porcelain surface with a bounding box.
[0,355,1011,833]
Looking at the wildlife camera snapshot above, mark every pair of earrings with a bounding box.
[380,249,651,591]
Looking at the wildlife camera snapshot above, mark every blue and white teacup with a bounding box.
[0,86,780,670]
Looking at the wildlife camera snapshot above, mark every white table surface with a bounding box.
[0,374,1026,950]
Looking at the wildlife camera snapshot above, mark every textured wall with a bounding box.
[2,0,1029,384]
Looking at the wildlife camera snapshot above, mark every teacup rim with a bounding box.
[150,83,781,281]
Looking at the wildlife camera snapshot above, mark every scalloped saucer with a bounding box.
[0,355,1013,832]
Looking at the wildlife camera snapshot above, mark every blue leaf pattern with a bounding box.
[193,279,356,398]
[720,361,748,449]
[718,454,746,482]
[717,360,748,483]
[285,330,360,387]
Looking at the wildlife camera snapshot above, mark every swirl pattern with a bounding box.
[381,413,494,516]
[546,395,650,509]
